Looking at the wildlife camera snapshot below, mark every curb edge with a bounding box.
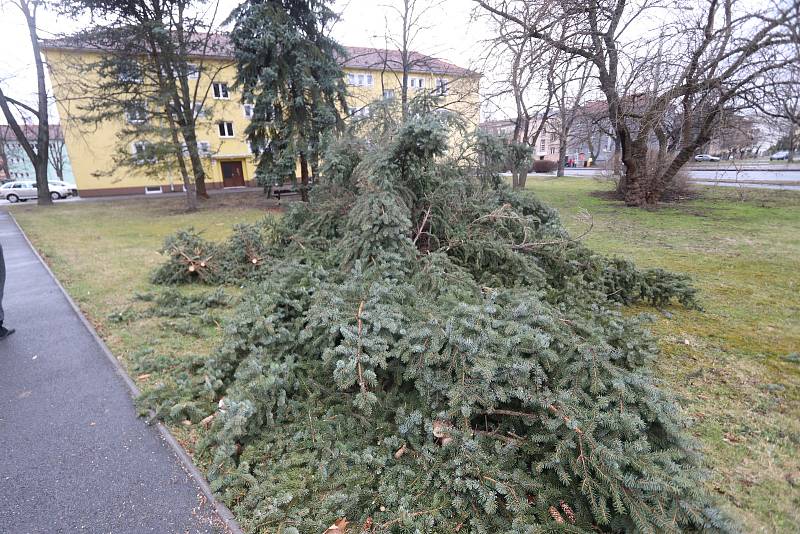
[8,211,245,534]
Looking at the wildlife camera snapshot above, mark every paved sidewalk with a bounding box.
[0,211,224,533]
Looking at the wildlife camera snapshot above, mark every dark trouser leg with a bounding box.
[0,244,5,325]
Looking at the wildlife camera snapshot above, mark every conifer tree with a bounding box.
[148,104,731,533]
[229,0,348,201]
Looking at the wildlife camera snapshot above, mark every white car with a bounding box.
[0,181,73,203]
[694,154,720,162]
[49,180,79,198]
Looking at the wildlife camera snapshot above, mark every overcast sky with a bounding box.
[0,0,490,124]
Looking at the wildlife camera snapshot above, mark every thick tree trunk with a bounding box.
[621,141,648,206]
[557,140,567,177]
[182,127,209,199]
[35,157,52,206]
[517,165,527,188]
[299,152,310,202]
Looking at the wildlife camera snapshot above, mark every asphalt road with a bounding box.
[0,211,223,533]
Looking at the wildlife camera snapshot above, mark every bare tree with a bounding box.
[481,4,557,188]
[0,127,11,179]
[48,128,67,180]
[745,42,800,162]
[476,0,800,206]
[549,55,591,177]
[0,0,53,205]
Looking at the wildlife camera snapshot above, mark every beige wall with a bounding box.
[45,48,480,196]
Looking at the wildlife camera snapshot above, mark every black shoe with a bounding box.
[0,326,14,339]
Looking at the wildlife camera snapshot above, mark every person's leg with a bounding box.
[0,243,5,326]
[0,243,11,339]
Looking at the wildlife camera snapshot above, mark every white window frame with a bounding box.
[218,121,235,138]
[347,73,374,87]
[243,104,254,119]
[383,89,395,100]
[351,105,370,118]
[131,141,155,164]
[125,101,147,124]
[435,78,449,95]
[144,186,163,194]
[118,62,142,84]
[212,82,230,99]
[187,63,199,80]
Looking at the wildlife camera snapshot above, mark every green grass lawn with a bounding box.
[10,182,800,532]
[525,177,800,532]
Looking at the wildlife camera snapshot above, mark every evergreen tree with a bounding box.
[229,0,348,202]
[147,105,732,533]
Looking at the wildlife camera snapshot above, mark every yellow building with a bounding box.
[42,37,480,197]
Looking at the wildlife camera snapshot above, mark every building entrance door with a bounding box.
[221,160,245,188]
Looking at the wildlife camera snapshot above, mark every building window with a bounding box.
[212,82,229,99]
[131,141,155,164]
[187,63,199,80]
[347,73,373,87]
[243,104,254,118]
[193,103,207,119]
[181,141,212,156]
[550,132,556,142]
[351,106,370,118]
[145,186,163,194]
[435,78,448,95]
[383,89,395,100]
[117,61,142,83]
[125,101,147,123]
[218,121,234,138]
[550,147,556,155]
[410,77,425,90]
[539,138,546,152]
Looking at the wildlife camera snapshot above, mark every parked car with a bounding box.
[694,154,721,162]
[770,151,791,161]
[0,181,72,203]
[49,180,78,198]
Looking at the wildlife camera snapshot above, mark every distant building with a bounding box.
[480,117,561,162]
[0,125,76,183]
[42,36,480,197]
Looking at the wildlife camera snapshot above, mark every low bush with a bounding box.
[532,159,558,173]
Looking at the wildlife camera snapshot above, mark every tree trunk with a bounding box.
[299,152,310,202]
[621,141,648,206]
[35,157,52,206]
[557,137,567,177]
[517,165,527,188]
[167,110,196,211]
[182,126,209,199]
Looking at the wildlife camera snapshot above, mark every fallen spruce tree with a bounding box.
[146,108,733,533]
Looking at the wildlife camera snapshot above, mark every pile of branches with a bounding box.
[151,221,278,285]
[148,109,728,533]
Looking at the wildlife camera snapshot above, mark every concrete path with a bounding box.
[0,210,228,533]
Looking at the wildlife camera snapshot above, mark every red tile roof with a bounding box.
[0,124,63,142]
[42,34,477,78]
